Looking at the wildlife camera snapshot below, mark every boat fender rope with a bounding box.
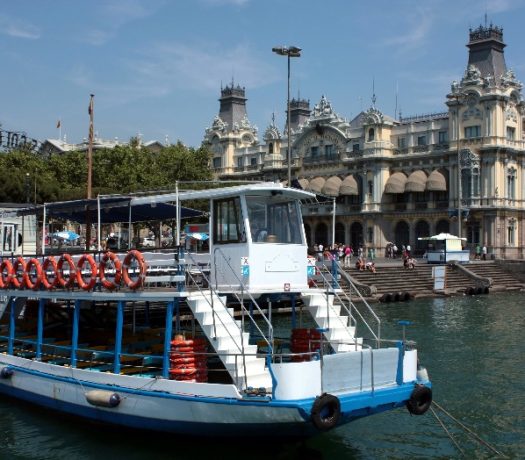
[42,256,59,290]
[57,254,77,289]
[99,251,122,290]
[24,257,43,290]
[0,259,14,289]
[122,250,147,290]
[406,384,432,415]
[311,393,341,431]
[76,254,98,291]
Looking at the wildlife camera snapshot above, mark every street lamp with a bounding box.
[25,173,30,204]
[272,45,301,186]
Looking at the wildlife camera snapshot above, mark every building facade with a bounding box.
[204,24,525,259]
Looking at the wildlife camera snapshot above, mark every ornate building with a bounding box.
[204,24,525,258]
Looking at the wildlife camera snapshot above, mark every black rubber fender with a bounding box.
[406,384,432,415]
[483,286,490,294]
[311,393,341,431]
[381,293,392,303]
[402,292,411,302]
[475,286,483,295]
[393,292,401,302]
[465,286,475,296]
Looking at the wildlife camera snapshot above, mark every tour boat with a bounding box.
[0,183,432,436]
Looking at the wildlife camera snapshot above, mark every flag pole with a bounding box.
[85,94,94,251]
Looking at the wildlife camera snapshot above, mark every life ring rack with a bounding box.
[122,250,147,290]
[76,254,98,291]
[99,251,122,290]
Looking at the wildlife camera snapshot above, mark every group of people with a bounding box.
[355,257,376,273]
[313,243,359,268]
[475,244,488,260]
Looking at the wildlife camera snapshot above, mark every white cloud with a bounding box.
[0,15,40,39]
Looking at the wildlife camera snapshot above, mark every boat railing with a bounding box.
[211,248,274,351]
[312,259,381,346]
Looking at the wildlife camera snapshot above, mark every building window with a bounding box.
[367,227,373,244]
[352,143,360,152]
[268,142,274,154]
[237,157,243,168]
[507,219,516,245]
[438,131,448,143]
[460,149,481,202]
[464,125,481,138]
[368,128,375,141]
[325,144,335,159]
[506,127,516,141]
[507,168,516,200]
[368,180,373,196]
[311,146,319,158]
[417,135,427,146]
[398,137,406,149]
[250,157,257,166]
[213,157,222,169]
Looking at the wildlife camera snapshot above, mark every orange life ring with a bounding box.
[0,259,14,289]
[24,258,43,290]
[41,256,59,290]
[76,254,98,291]
[57,254,76,288]
[12,257,27,289]
[122,250,147,290]
[99,251,122,290]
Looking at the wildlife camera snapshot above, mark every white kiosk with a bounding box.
[418,233,469,264]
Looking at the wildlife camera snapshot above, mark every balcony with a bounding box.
[303,154,338,165]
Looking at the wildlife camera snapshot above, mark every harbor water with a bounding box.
[0,292,523,459]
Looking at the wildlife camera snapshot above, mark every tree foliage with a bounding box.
[0,143,213,204]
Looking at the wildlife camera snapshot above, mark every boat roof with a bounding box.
[418,232,467,241]
[131,183,316,205]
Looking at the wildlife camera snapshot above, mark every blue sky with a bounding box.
[1,0,525,148]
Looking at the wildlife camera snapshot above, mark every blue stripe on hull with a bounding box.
[0,383,315,437]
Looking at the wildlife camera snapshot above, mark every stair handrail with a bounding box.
[212,247,274,351]
[315,260,381,345]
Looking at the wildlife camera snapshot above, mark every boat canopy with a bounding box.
[418,233,467,241]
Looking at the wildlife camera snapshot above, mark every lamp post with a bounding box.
[272,46,301,186]
[25,173,30,204]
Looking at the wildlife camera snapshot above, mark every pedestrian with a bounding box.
[393,243,398,258]
[317,243,324,262]
[475,244,481,260]
[406,244,411,257]
[344,245,352,268]
[482,245,487,261]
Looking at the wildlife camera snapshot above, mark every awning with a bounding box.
[405,170,427,192]
[384,172,407,194]
[322,176,342,196]
[308,177,326,194]
[426,170,447,191]
[339,175,358,196]
[298,178,309,190]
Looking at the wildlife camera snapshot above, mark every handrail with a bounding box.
[211,247,274,351]
[313,260,381,345]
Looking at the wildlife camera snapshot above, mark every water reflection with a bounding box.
[0,293,523,459]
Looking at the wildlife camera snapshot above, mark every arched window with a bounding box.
[368,128,375,141]
[415,220,430,254]
[350,222,363,250]
[436,219,450,235]
[315,223,328,247]
[460,149,480,205]
[394,221,410,248]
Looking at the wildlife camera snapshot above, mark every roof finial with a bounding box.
[372,77,377,108]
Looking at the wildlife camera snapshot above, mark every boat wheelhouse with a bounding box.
[0,183,432,436]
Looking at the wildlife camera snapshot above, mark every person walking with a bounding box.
[482,244,487,261]
[475,244,481,260]
[344,245,352,268]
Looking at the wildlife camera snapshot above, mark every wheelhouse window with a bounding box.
[246,195,303,244]
[213,198,246,244]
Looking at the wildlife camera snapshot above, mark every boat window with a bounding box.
[213,198,246,244]
[246,196,303,244]
[1,224,16,252]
